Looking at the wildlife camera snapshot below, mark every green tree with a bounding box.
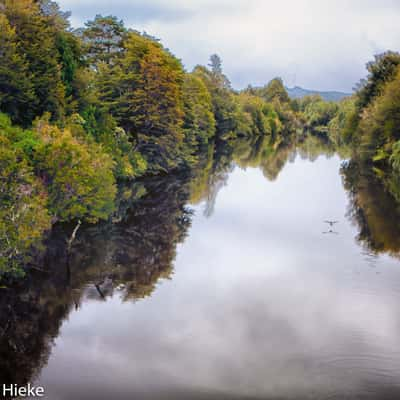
[0,13,35,126]
[209,54,223,75]
[193,61,239,139]
[2,0,66,122]
[302,96,339,135]
[182,73,216,148]
[356,51,400,110]
[236,92,282,137]
[79,14,126,66]
[56,31,84,105]
[342,52,400,146]
[358,67,400,162]
[34,121,117,223]
[327,97,356,147]
[97,32,185,173]
[261,78,290,103]
[0,134,51,278]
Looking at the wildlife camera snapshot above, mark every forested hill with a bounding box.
[286,86,351,101]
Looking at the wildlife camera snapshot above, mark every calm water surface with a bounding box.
[3,146,400,399]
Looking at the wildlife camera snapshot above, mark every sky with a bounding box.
[58,0,400,92]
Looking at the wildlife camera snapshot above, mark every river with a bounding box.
[2,139,400,399]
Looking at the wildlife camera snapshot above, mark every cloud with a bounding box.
[58,0,400,91]
[60,0,192,25]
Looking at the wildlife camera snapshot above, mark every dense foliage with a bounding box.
[2,0,400,280]
[0,0,302,279]
[0,133,51,277]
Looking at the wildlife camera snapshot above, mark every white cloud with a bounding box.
[59,0,400,91]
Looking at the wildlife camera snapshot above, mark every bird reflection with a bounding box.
[322,220,339,235]
[322,229,339,235]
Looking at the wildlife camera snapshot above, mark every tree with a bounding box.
[193,64,239,138]
[356,51,400,110]
[327,97,356,147]
[0,13,35,125]
[182,73,216,148]
[209,54,222,75]
[2,0,66,122]
[56,31,84,103]
[97,31,185,173]
[34,121,117,223]
[208,54,231,90]
[358,67,400,161]
[261,78,290,103]
[236,92,282,137]
[0,133,51,278]
[79,14,126,66]
[39,0,71,29]
[302,96,339,135]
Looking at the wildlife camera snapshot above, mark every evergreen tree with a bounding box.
[3,0,66,122]
[209,54,223,75]
[79,14,126,66]
[0,14,35,125]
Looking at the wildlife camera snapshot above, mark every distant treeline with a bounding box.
[1,0,400,279]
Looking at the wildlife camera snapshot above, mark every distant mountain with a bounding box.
[286,86,352,102]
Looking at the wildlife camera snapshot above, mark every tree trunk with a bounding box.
[67,220,82,253]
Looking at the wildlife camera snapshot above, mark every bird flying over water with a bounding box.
[324,220,339,226]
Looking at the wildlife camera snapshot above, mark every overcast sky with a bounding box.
[59,0,400,92]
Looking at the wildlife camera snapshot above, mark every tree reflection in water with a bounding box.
[341,160,400,257]
[2,135,400,397]
[0,173,193,391]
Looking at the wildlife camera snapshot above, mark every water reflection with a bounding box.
[341,160,400,257]
[2,137,400,399]
[0,173,193,393]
